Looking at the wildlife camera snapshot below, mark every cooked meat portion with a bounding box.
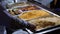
[28,17,60,30]
[36,21,55,27]
[8,9,22,15]
[29,20,55,30]
[20,6,40,11]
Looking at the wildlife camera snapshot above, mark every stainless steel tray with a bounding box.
[3,0,60,33]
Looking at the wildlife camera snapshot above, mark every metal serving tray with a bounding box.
[16,6,60,32]
[3,0,60,33]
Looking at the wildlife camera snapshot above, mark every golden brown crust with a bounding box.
[18,10,50,20]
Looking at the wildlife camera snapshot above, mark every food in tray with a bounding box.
[20,6,40,11]
[6,2,30,9]
[28,17,60,30]
[8,9,22,15]
[8,10,15,15]
[18,10,50,20]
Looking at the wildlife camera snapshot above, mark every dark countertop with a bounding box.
[0,26,6,34]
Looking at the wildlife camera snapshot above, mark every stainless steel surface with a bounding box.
[36,27,60,34]
[39,7,60,17]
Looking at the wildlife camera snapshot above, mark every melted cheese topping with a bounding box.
[18,10,50,20]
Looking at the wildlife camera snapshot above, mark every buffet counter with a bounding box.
[0,0,60,34]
